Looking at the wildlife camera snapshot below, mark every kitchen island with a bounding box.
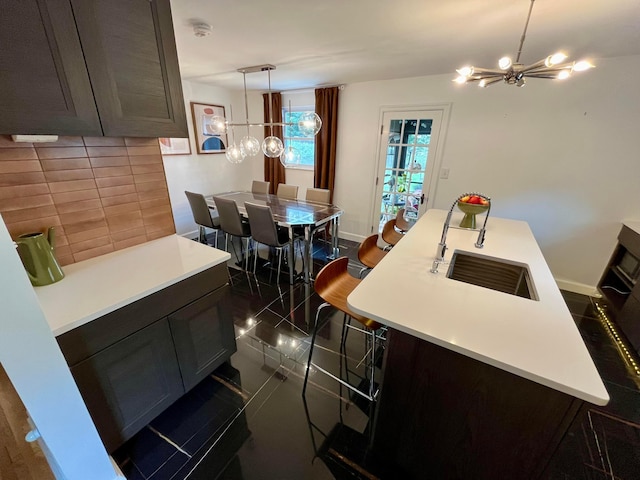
[35,235,234,452]
[348,209,608,479]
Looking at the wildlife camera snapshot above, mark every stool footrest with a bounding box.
[310,362,378,402]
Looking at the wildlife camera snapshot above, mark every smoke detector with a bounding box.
[192,23,212,37]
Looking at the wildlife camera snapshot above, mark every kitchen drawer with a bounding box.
[58,263,228,366]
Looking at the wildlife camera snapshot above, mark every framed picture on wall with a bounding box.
[190,102,228,154]
[159,137,191,155]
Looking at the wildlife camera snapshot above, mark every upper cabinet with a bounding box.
[0,0,187,138]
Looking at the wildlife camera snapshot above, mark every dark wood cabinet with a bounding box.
[598,224,640,354]
[373,329,582,479]
[169,287,237,392]
[0,0,187,137]
[0,0,102,135]
[70,319,183,452]
[57,263,234,452]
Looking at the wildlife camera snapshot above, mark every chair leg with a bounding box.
[302,302,331,398]
[244,238,250,271]
[276,247,283,285]
[253,241,260,276]
[214,229,218,249]
[225,233,229,253]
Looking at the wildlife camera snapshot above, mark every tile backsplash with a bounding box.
[0,136,175,265]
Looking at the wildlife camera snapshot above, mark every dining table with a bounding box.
[206,191,343,287]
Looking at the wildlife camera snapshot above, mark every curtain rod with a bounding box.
[265,84,346,94]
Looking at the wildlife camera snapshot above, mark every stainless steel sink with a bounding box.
[446,251,538,300]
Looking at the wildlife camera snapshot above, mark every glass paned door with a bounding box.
[374,109,444,232]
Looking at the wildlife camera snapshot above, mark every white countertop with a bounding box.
[348,209,609,405]
[35,235,230,337]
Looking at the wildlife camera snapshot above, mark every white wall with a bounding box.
[334,55,640,292]
[163,80,262,235]
[0,216,121,480]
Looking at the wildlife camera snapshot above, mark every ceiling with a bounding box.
[170,0,640,91]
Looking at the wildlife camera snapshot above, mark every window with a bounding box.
[282,106,315,168]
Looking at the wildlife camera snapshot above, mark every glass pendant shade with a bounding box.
[262,136,284,158]
[298,112,322,136]
[202,115,227,135]
[279,146,301,166]
[225,143,245,163]
[240,135,261,157]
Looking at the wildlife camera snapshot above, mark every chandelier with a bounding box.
[454,0,594,88]
[202,65,322,164]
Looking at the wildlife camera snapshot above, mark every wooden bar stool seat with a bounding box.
[381,219,404,247]
[357,234,388,277]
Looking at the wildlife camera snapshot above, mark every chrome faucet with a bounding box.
[430,192,491,273]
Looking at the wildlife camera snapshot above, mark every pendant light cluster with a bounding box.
[202,64,322,164]
[454,0,594,88]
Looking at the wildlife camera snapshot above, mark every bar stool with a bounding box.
[357,234,388,278]
[381,219,404,248]
[395,208,411,233]
[302,257,383,407]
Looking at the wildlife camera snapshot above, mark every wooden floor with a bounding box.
[0,365,54,480]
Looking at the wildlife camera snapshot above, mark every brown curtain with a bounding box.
[314,87,339,203]
[263,92,285,194]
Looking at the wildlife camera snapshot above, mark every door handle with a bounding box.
[420,194,426,205]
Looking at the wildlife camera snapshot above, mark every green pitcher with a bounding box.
[15,227,65,286]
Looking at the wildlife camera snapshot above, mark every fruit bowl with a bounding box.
[457,199,489,229]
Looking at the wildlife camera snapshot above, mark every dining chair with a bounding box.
[244,202,295,284]
[276,183,298,200]
[185,191,220,248]
[212,195,252,271]
[251,180,270,195]
[305,187,331,204]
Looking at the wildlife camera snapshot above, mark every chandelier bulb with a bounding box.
[453,75,468,84]
[279,146,301,166]
[545,52,568,67]
[202,115,227,135]
[573,60,594,72]
[298,112,322,136]
[557,70,571,80]
[225,143,245,164]
[456,66,474,77]
[262,136,284,158]
[240,135,261,157]
[498,57,512,70]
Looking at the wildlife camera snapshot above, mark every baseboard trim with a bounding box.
[555,278,601,298]
[337,231,366,243]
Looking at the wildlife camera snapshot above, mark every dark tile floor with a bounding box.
[113,238,640,480]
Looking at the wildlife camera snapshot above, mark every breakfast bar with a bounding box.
[348,209,609,478]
